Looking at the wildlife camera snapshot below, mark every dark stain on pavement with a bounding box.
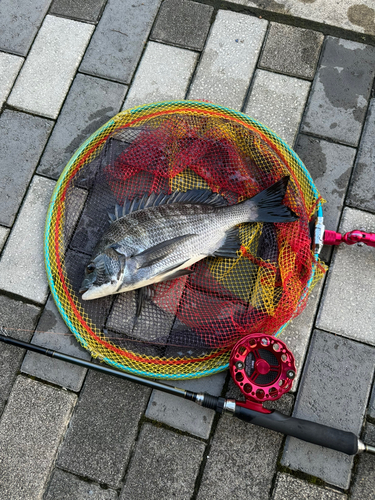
[347,4,375,35]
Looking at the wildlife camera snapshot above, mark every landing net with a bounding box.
[45,101,326,379]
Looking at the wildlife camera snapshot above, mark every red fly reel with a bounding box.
[229,334,296,409]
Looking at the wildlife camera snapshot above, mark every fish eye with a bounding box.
[86,263,96,274]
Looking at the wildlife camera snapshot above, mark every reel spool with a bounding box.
[229,333,296,411]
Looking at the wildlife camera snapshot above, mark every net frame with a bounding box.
[44,100,325,379]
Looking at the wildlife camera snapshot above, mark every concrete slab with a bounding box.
[246,70,310,146]
[145,371,226,439]
[80,0,161,84]
[259,23,324,80]
[0,52,23,109]
[0,376,76,500]
[302,37,375,147]
[49,0,108,22]
[347,99,375,214]
[21,296,90,391]
[294,135,356,263]
[123,41,198,110]
[45,468,118,499]
[230,0,375,38]
[197,396,293,500]
[0,110,53,227]
[0,0,51,56]
[150,0,213,51]
[316,207,375,345]
[8,15,94,119]
[57,370,150,488]
[0,226,9,253]
[187,10,267,110]
[120,423,205,500]
[272,473,347,499]
[282,330,375,489]
[350,423,375,500]
[38,73,127,179]
[0,295,41,415]
[0,176,56,303]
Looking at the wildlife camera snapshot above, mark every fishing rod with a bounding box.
[1,329,374,457]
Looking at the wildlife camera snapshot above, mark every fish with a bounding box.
[79,176,298,307]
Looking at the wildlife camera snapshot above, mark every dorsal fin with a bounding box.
[108,189,228,222]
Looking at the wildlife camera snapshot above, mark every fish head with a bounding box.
[79,249,125,300]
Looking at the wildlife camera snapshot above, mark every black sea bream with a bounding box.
[79,176,297,302]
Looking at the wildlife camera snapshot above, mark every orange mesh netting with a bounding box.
[45,101,326,379]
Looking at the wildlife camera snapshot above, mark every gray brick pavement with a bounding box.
[80,0,161,84]
[259,23,324,80]
[8,15,94,119]
[45,468,118,499]
[38,73,127,179]
[350,423,375,499]
[0,376,76,500]
[272,473,347,499]
[0,0,52,56]
[0,52,23,110]
[0,175,56,303]
[245,70,310,146]
[150,0,213,51]
[146,371,226,439]
[316,208,375,344]
[49,0,108,23]
[57,370,150,488]
[21,296,90,391]
[0,110,53,227]
[369,383,375,418]
[282,330,375,489]
[123,41,198,110]
[120,423,205,500]
[302,37,375,147]
[347,99,375,214]
[0,226,9,252]
[187,10,267,109]
[0,295,41,415]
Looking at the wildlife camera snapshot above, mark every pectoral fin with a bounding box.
[136,234,196,269]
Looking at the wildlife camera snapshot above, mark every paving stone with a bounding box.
[38,73,127,179]
[0,376,76,500]
[0,0,51,56]
[21,296,90,391]
[347,99,375,214]
[0,110,53,227]
[369,382,375,418]
[231,0,375,37]
[0,175,56,303]
[282,330,375,489]
[272,473,347,499]
[259,23,324,80]
[245,70,310,146]
[50,0,108,22]
[197,394,293,500]
[45,468,118,499]
[120,423,205,500]
[0,52,23,109]
[280,279,324,391]
[8,15,94,119]
[57,369,150,488]
[316,208,375,345]
[123,41,198,110]
[0,295,41,415]
[0,226,9,253]
[187,10,267,110]
[145,371,226,439]
[150,0,213,51]
[295,135,356,263]
[350,423,375,500]
[80,0,161,84]
[302,37,375,147]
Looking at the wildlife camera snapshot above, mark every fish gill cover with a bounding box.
[45,101,326,379]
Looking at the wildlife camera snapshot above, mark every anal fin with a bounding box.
[211,227,241,259]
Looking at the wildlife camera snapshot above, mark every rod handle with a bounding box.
[234,407,359,455]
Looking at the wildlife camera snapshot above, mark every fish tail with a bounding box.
[243,176,298,223]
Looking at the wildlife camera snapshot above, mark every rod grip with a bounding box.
[234,407,359,455]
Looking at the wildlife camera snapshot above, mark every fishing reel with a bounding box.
[229,333,296,413]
